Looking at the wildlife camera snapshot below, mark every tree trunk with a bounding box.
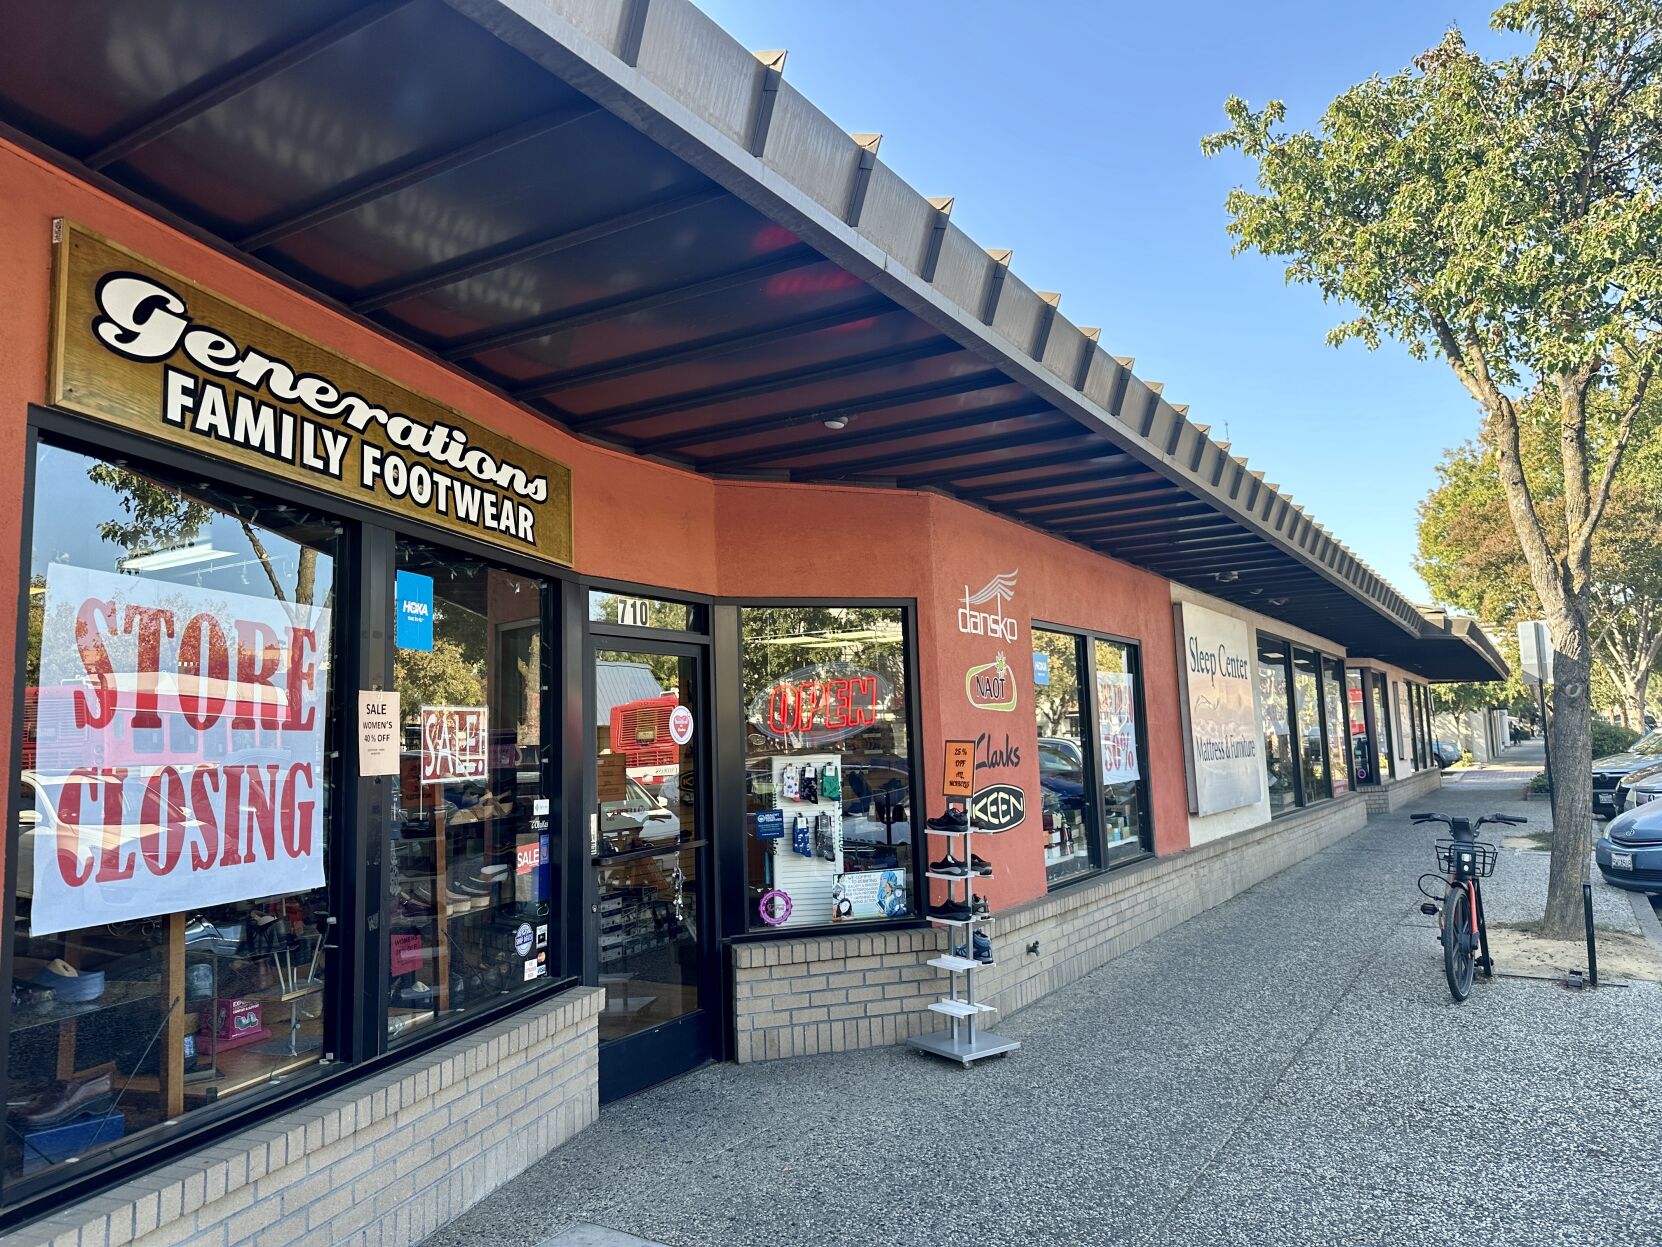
[1543,625,1595,940]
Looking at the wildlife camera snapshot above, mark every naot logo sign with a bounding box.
[958,570,1019,641]
[968,784,1025,832]
[966,653,1018,712]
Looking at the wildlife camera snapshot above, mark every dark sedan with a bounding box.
[1592,728,1662,819]
[1596,799,1662,893]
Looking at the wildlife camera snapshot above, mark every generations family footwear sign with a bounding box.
[47,221,574,566]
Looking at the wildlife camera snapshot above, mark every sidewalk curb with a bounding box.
[1629,890,1662,953]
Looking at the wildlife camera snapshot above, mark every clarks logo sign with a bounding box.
[48,223,573,565]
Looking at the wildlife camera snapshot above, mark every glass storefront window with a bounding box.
[740,607,915,930]
[1346,669,1373,785]
[1033,630,1092,886]
[11,441,338,1187]
[1258,639,1296,814]
[1292,650,1328,802]
[387,542,552,1042]
[1322,657,1350,796]
[1371,675,1394,780]
[1094,639,1147,864]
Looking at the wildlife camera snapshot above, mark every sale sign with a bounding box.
[29,565,331,936]
[420,706,488,784]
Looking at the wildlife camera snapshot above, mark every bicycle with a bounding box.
[1411,811,1525,1001]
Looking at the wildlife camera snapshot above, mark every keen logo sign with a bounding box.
[968,784,1025,832]
[965,653,1018,712]
[48,222,573,565]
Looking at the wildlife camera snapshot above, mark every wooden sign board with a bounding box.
[942,739,975,798]
[48,221,573,566]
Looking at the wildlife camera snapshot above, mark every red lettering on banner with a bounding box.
[242,764,281,863]
[177,612,229,729]
[284,629,318,731]
[94,767,135,882]
[52,769,99,886]
[219,765,246,866]
[232,620,282,729]
[73,598,118,729]
[122,604,176,729]
[280,763,315,856]
[189,768,221,870]
[138,767,188,876]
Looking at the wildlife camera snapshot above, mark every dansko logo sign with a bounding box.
[968,784,1025,832]
[48,222,573,565]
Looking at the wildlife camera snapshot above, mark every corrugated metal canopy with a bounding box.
[0,0,1504,682]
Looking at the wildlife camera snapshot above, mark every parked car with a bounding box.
[1596,798,1662,893]
[1431,740,1463,768]
[1613,759,1662,818]
[1592,728,1662,819]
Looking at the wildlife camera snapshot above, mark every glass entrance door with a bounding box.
[591,646,712,1101]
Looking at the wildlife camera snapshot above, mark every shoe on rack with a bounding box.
[951,931,995,965]
[14,1072,114,1128]
[931,898,972,922]
[928,851,969,876]
[395,980,434,1008]
[970,894,990,918]
[444,884,481,912]
[925,806,968,832]
[970,854,993,877]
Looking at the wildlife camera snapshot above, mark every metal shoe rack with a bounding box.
[907,811,1020,1066]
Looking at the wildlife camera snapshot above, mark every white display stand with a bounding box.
[908,804,1020,1066]
[766,754,843,929]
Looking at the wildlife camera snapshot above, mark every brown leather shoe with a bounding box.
[16,1072,113,1128]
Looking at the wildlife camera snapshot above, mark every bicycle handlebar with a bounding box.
[1411,811,1526,828]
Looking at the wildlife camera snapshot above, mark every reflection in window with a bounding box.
[10,441,337,1188]
[1323,657,1350,796]
[1292,650,1328,802]
[1258,639,1296,814]
[1095,639,1148,864]
[1371,676,1393,780]
[387,543,551,1043]
[1346,669,1373,785]
[1033,630,1092,886]
[741,607,915,931]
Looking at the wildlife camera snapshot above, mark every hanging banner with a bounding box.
[1096,670,1140,785]
[48,222,573,566]
[1172,601,1260,815]
[27,565,331,936]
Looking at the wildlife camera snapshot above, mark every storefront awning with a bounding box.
[0,0,1504,683]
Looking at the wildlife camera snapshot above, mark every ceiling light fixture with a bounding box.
[1268,596,1289,607]
[822,413,852,430]
[1215,570,1240,584]
[120,542,236,573]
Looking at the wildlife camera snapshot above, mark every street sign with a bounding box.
[1517,620,1554,687]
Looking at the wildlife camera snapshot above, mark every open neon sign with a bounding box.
[749,663,894,746]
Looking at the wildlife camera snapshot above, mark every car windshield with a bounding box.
[1038,744,1079,773]
[1632,729,1662,756]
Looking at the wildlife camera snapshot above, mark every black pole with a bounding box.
[1583,883,1598,987]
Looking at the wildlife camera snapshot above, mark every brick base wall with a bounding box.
[731,797,1369,1061]
[1362,766,1443,814]
[13,988,603,1247]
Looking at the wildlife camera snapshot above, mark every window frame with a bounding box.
[727,598,927,940]
[1,408,584,1223]
[1033,621,1155,889]
[1258,632,1353,812]
[1031,627,1100,888]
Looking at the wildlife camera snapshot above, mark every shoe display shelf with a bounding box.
[907,811,1020,1067]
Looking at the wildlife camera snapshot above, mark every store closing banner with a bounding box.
[27,565,330,935]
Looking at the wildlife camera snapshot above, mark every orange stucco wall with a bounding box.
[0,137,1191,916]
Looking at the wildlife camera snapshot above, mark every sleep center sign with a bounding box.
[47,221,573,566]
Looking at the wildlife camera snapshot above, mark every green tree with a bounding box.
[1204,0,1662,937]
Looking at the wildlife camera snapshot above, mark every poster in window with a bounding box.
[1173,602,1261,815]
[1096,671,1140,785]
[420,706,489,784]
[28,564,331,936]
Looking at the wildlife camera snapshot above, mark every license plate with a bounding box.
[1611,851,1634,871]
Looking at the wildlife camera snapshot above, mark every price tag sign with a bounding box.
[942,739,975,798]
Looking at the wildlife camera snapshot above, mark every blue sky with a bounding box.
[693,0,1522,602]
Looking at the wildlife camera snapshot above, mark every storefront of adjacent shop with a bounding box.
[0,5,1506,1242]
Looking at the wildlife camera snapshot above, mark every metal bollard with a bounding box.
[1583,882,1598,988]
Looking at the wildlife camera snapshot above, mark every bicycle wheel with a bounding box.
[1443,886,1475,1002]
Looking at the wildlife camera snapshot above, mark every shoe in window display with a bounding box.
[183,917,243,955]
[444,883,483,911]
[12,1072,115,1129]
[30,959,104,1003]
[11,982,55,1012]
[928,851,969,876]
[925,806,968,831]
[396,979,434,1008]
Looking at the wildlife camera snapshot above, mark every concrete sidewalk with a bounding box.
[427,756,1662,1247]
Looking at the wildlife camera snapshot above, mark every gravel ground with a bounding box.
[425,747,1662,1247]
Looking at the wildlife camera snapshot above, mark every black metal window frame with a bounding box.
[1033,621,1156,888]
[726,597,928,942]
[1,408,585,1226]
[1320,654,1352,795]
[1257,631,1349,812]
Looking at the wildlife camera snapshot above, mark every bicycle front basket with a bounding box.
[1435,839,1498,878]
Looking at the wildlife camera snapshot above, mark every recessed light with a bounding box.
[1215,570,1240,583]
[822,414,851,430]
